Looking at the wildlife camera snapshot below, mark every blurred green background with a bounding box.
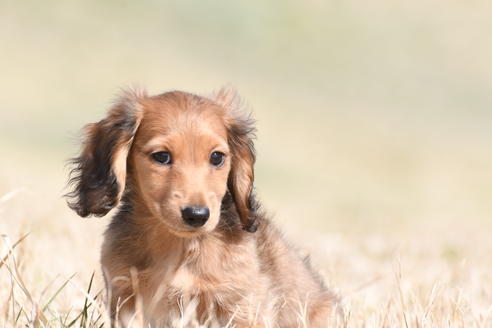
[1,0,491,237]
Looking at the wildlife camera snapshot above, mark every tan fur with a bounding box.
[69,88,339,327]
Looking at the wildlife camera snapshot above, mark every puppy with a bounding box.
[67,88,338,327]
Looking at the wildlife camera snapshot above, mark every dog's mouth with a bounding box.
[157,217,209,238]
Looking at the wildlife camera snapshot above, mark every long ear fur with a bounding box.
[66,89,145,217]
[214,87,259,232]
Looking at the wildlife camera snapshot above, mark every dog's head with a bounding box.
[66,88,258,236]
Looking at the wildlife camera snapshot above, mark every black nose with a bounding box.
[181,206,210,227]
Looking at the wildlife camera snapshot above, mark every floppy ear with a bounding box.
[66,89,145,217]
[214,88,259,232]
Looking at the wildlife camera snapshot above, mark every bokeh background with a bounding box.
[1,1,491,326]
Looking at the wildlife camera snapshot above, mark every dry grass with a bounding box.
[1,164,491,327]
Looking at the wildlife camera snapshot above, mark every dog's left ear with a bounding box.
[66,89,145,217]
[214,88,259,232]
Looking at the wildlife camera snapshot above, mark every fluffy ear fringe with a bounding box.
[213,87,259,232]
[65,88,145,217]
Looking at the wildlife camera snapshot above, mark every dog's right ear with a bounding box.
[214,87,259,232]
[66,89,145,217]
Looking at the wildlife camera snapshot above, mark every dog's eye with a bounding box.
[210,152,225,167]
[152,152,172,165]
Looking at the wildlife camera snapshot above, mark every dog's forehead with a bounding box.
[136,92,228,143]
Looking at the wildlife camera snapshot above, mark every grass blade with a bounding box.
[0,232,30,270]
[79,271,95,328]
[42,273,77,312]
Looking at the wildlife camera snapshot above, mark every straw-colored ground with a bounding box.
[1,1,491,327]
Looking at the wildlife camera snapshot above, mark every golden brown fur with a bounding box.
[67,88,338,327]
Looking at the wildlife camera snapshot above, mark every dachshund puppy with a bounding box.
[67,88,338,327]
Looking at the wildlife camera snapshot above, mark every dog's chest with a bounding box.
[168,264,200,292]
[137,236,266,324]
[143,258,235,323]
[148,239,232,299]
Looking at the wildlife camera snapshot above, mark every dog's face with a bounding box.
[129,97,231,236]
[66,89,258,235]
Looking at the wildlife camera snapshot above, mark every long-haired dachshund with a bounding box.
[67,88,338,327]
